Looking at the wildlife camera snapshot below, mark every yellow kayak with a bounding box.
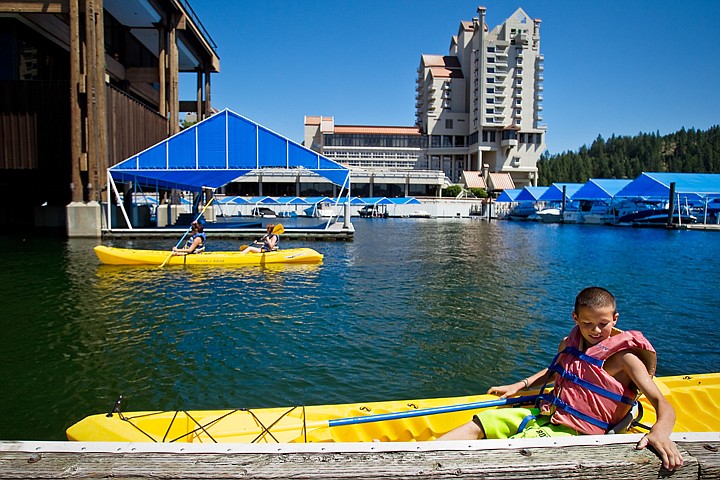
[94,245,323,265]
[67,372,720,443]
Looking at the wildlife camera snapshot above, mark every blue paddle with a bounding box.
[327,394,538,427]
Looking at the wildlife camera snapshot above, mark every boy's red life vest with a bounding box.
[538,327,656,435]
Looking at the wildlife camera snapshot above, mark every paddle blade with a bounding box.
[273,224,285,234]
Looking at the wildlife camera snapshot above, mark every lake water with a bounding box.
[1,219,718,441]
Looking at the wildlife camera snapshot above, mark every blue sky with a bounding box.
[180,1,720,155]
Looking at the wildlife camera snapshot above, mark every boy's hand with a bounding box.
[486,383,523,399]
[635,430,684,471]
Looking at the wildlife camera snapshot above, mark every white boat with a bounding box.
[536,207,563,223]
[304,202,334,218]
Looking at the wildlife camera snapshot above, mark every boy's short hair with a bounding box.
[574,286,617,314]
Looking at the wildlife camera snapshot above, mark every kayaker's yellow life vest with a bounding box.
[539,327,656,435]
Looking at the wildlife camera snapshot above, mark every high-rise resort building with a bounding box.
[416,6,546,187]
[304,116,445,197]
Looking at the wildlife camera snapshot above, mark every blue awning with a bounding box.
[615,173,720,199]
[109,109,350,192]
[496,189,522,202]
[538,183,583,202]
[515,186,549,202]
[571,179,633,201]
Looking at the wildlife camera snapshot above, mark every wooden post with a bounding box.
[84,0,99,202]
[158,24,166,118]
[94,0,108,198]
[69,0,83,202]
[168,14,179,135]
[196,68,202,121]
[667,182,676,227]
[204,68,211,118]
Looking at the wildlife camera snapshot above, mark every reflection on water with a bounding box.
[1,220,719,440]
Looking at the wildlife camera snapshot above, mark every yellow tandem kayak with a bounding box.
[66,372,720,443]
[94,245,323,266]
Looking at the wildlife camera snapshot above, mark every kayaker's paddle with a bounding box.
[240,223,284,251]
[325,394,538,428]
[160,197,215,267]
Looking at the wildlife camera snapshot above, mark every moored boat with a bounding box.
[66,372,720,443]
[94,245,323,266]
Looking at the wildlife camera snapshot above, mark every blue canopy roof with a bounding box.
[216,195,249,205]
[515,186,549,202]
[496,189,522,202]
[275,196,309,205]
[109,109,350,192]
[571,179,633,201]
[615,172,720,199]
[538,183,583,202]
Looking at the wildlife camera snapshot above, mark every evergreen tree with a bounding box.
[538,125,720,184]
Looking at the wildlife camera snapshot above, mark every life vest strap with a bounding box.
[549,364,636,406]
[539,394,611,431]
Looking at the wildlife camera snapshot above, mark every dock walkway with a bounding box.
[1,433,718,479]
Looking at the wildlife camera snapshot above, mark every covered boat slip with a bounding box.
[66,373,720,444]
[105,109,354,237]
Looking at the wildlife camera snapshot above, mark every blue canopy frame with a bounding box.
[107,109,351,229]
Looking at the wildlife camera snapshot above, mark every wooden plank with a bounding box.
[681,442,720,479]
[0,441,707,480]
[0,1,68,13]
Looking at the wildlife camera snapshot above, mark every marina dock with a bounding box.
[1,433,718,479]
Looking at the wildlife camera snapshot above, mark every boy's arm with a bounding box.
[619,351,684,470]
[487,338,566,398]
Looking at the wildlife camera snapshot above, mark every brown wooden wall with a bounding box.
[0,81,69,171]
[106,85,168,166]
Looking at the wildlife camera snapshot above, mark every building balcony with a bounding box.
[536,93,543,101]
[536,74,544,81]
[536,64,544,71]
[537,84,544,92]
[501,138,518,147]
[537,54,544,61]
[537,104,543,111]
[514,69,523,77]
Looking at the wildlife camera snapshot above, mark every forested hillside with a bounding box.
[537,126,720,185]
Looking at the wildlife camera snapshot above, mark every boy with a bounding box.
[438,286,683,471]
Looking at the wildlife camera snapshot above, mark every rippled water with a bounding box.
[1,219,718,440]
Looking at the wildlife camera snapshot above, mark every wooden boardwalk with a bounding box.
[2,433,718,479]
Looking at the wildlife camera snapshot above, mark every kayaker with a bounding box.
[437,286,683,471]
[172,221,206,255]
[241,223,279,254]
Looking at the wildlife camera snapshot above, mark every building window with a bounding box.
[486,117,494,123]
[515,98,522,106]
[487,67,495,73]
[515,118,521,125]
[516,109,522,115]
[486,108,494,114]
[486,97,494,104]
[487,56,495,63]
[487,77,494,83]
[445,119,453,129]
[486,87,495,94]
[487,46,495,53]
